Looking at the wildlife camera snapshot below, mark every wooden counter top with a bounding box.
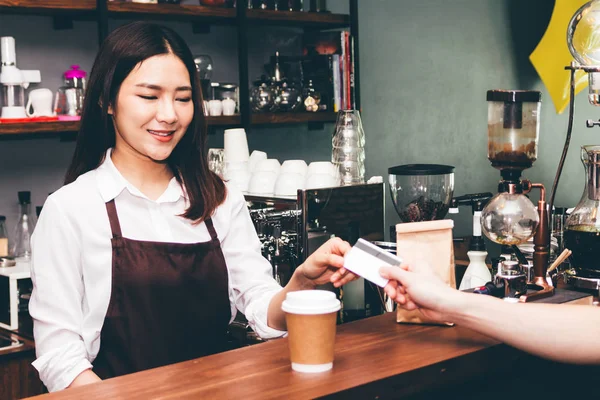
[26,313,524,400]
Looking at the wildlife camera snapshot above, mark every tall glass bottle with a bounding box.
[11,191,34,261]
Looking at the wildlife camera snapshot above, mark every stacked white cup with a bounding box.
[305,162,339,189]
[223,128,250,191]
[274,160,308,196]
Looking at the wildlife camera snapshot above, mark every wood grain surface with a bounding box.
[0,0,95,12]
[25,313,509,400]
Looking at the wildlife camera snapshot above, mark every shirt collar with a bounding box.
[95,148,186,203]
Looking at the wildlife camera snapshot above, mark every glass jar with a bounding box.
[388,164,455,223]
[486,90,541,171]
[564,145,600,277]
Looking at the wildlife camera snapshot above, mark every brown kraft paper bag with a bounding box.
[395,219,456,326]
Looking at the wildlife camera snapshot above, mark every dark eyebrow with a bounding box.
[135,83,192,91]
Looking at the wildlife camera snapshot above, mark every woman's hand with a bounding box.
[294,237,357,288]
[380,262,462,322]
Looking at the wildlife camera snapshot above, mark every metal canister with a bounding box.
[495,260,527,298]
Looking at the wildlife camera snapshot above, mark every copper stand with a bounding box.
[501,179,554,302]
[519,183,554,302]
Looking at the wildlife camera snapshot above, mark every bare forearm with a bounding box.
[447,293,600,364]
[68,369,101,389]
[267,269,315,331]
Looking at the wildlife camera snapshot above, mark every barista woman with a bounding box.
[380,263,600,364]
[29,22,356,392]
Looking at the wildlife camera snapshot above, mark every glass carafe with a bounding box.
[486,90,541,171]
[564,145,600,276]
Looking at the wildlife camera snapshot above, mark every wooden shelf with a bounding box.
[0,121,80,136]
[206,115,241,126]
[0,0,95,15]
[107,1,236,22]
[251,112,337,125]
[246,9,349,28]
[0,116,243,137]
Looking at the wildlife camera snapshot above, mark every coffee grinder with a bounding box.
[387,164,455,240]
[481,90,555,301]
[0,37,40,119]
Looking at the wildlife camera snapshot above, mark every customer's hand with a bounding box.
[295,237,357,288]
[380,262,461,322]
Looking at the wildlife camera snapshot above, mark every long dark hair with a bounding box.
[65,21,225,223]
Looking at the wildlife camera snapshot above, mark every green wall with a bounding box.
[352,0,594,238]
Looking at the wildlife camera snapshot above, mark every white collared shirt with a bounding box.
[29,149,285,392]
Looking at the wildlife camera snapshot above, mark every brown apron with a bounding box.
[93,199,231,379]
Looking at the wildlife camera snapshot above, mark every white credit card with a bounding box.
[344,239,403,287]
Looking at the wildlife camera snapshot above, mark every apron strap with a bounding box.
[204,217,218,241]
[105,199,123,239]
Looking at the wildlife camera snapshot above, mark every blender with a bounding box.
[0,37,41,119]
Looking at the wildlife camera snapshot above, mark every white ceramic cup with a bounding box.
[281,160,308,176]
[222,98,236,116]
[248,171,278,195]
[274,172,305,197]
[254,158,281,175]
[26,88,54,117]
[208,99,223,116]
[224,128,250,163]
[307,162,337,178]
[305,173,337,189]
[225,168,250,192]
[248,150,268,173]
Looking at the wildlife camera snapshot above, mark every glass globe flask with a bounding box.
[481,192,540,245]
[567,0,600,105]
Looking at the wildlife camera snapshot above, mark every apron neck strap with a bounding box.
[204,217,218,241]
[105,199,123,239]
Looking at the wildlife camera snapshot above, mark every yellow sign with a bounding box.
[530,0,590,114]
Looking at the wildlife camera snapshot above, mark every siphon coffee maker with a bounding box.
[564,146,600,282]
[559,1,600,290]
[481,90,555,301]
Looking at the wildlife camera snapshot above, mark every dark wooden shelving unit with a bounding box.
[251,112,337,125]
[246,8,349,28]
[0,0,360,138]
[107,1,236,23]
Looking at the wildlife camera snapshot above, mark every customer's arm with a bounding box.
[380,264,600,364]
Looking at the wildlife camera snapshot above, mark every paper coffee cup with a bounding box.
[281,290,341,373]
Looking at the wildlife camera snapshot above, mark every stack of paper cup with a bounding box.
[223,128,250,191]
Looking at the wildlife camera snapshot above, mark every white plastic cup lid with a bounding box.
[281,290,341,315]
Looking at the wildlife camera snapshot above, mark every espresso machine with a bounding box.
[246,183,385,321]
